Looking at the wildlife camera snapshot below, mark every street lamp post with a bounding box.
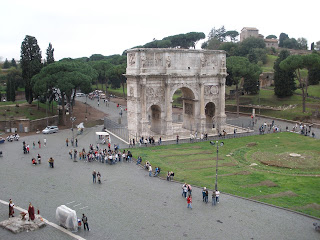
[210,141,224,191]
[70,116,76,150]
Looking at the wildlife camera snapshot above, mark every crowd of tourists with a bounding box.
[67,140,133,165]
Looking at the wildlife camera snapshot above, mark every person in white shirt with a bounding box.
[215,190,220,203]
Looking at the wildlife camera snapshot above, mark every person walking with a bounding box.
[212,191,216,206]
[82,213,90,231]
[97,172,101,184]
[48,157,54,168]
[74,149,77,161]
[215,189,220,203]
[187,195,192,209]
[66,138,69,147]
[148,165,152,177]
[92,170,97,183]
[44,138,47,147]
[205,189,209,203]
[38,140,41,148]
[75,138,78,147]
[182,183,188,198]
[37,154,41,164]
[9,199,14,217]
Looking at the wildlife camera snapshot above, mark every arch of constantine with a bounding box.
[125,48,227,139]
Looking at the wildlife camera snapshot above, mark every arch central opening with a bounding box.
[148,104,162,134]
[172,87,196,134]
[205,102,216,130]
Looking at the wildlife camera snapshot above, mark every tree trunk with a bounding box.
[122,83,126,99]
[236,84,239,117]
[61,94,66,126]
[105,79,108,97]
[301,86,306,113]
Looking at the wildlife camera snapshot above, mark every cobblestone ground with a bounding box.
[0,126,319,240]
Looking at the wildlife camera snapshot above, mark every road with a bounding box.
[0,124,319,239]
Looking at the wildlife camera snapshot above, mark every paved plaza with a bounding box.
[1,97,319,239]
[0,123,319,240]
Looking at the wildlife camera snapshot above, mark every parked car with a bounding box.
[0,137,5,144]
[42,126,59,134]
[100,93,106,99]
[76,93,86,97]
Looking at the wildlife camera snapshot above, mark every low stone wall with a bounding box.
[0,116,59,133]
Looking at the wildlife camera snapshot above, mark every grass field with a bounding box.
[128,132,320,218]
[261,54,277,72]
[0,101,56,121]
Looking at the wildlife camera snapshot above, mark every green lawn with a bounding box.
[128,133,320,218]
[295,84,320,98]
[226,88,319,121]
[0,101,57,120]
[261,54,277,72]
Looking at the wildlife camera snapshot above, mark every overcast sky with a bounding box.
[1,0,319,61]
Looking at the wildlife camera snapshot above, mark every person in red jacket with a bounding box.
[187,195,192,209]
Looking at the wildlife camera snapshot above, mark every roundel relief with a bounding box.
[204,85,219,96]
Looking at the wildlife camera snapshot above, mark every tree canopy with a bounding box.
[280,53,320,112]
[226,56,261,116]
[46,43,55,65]
[32,60,97,124]
[11,58,17,68]
[266,35,277,39]
[132,32,205,50]
[273,50,296,97]
[3,58,10,69]
[20,35,42,104]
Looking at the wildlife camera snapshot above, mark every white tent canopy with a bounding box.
[95,132,109,136]
[96,131,111,144]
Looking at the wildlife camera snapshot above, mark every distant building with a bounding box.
[264,38,278,49]
[240,27,259,41]
[240,27,278,49]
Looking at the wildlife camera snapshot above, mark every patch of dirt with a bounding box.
[179,157,225,163]
[296,203,320,210]
[151,146,202,152]
[63,101,106,130]
[179,158,217,163]
[189,165,218,170]
[244,180,278,188]
[251,191,298,200]
[246,142,257,147]
[219,171,251,177]
[253,151,320,170]
[1,101,107,138]
[159,151,212,158]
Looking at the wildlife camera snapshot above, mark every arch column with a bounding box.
[164,80,173,136]
[216,77,227,132]
[198,82,207,133]
[140,76,150,137]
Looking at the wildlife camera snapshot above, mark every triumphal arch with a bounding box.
[125,48,227,139]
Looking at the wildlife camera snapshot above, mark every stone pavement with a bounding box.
[0,126,319,240]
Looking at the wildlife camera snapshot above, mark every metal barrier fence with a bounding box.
[104,118,130,142]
